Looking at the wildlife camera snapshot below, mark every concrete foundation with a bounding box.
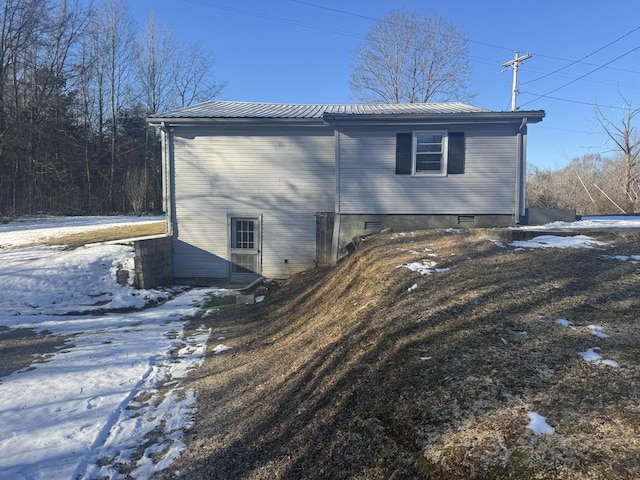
[523,208,577,225]
[337,214,516,251]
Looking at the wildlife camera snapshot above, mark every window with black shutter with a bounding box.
[395,133,412,174]
[447,132,465,174]
[395,131,465,176]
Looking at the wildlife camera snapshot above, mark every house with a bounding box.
[148,101,544,283]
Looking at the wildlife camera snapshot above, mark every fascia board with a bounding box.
[322,110,545,126]
[147,117,329,128]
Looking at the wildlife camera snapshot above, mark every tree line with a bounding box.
[0,0,222,217]
[527,99,640,216]
[2,2,634,218]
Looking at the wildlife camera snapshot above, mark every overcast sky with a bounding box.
[127,0,640,170]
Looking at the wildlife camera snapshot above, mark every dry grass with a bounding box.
[35,221,166,248]
[0,327,67,379]
[162,228,640,480]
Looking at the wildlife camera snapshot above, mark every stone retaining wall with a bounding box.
[133,235,174,289]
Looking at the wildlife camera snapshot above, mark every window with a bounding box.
[396,131,465,175]
[415,132,445,174]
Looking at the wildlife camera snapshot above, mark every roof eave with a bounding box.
[147,116,329,128]
[148,109,546,127]
[322,110,545,126]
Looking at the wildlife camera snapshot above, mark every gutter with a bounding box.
[148,117,329,128]
[322,110,545,126]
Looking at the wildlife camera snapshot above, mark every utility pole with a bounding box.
[502,51,532,111]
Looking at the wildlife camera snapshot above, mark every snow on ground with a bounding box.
[0,215,164,249]
[527,412,555,435]
[0,216,233,480]
[0,215,638,478]
[515,215,640,231]
[510,234,609,249]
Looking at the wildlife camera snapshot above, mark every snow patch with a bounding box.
[212,344,231,354]
[555,318,576,329]
[588,325,609,339]
[579,347,619,367]
[527,412,555,435]
[510,235,608,249]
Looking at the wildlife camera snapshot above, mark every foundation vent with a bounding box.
[364,221,382,230]
[457,215,475,225]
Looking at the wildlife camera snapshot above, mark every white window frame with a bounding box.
[412,131,448,176]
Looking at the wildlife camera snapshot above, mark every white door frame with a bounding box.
[228,214,262,283]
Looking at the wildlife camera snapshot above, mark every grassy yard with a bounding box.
[167,228,640,480]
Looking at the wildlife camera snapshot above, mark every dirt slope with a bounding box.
[164,228,640,480]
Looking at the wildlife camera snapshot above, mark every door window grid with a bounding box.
[230,217,259,276]
[233,220,255,249]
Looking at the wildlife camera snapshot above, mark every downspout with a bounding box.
[515,118,528,224]
[160,122,174,236]
[330,128,341,266]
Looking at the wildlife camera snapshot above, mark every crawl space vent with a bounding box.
[364,221,382,230]
[457,215,475,225]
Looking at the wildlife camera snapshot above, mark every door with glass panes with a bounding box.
[229,216,261,283]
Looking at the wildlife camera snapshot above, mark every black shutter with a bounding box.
[395,133,412,174]
[447,132,465,174]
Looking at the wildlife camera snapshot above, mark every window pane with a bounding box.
[415,132,444,173]
[417,144,442,153]
[233,219,255,249]
[417,134,442,144]
[416,153,442,172]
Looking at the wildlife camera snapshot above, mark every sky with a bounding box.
[1,215,635,477]
[124,0,640,170]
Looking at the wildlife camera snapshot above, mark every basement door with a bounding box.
[229,216,262,284]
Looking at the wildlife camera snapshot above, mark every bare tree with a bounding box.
[595,97,640,211]
[133,12,175,115]
[92,0,135,208]
[351,9,474,104]
[526,153,638,215]
[0,0,226,216]
[0,0,46,214]
[125,167,148,216]
[173,41,224,108]
[0,0,45,130]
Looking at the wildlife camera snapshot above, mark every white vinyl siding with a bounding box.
[337,125,517,215]
[171,126,335,279]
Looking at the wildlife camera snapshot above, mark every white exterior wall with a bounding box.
[337,125,519,215]
[170,126,335,279]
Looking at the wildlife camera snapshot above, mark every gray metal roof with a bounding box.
[151,100,492,120]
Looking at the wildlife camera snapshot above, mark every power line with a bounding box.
[287,0,375,22]
[528,52,640,76]
[288,0,640,77]
[182,0,364,38]
[521,24,640,86]
[520,92,628,110]
[520,43,640,108]
[185,0,640,99]
[288,0,516,52]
